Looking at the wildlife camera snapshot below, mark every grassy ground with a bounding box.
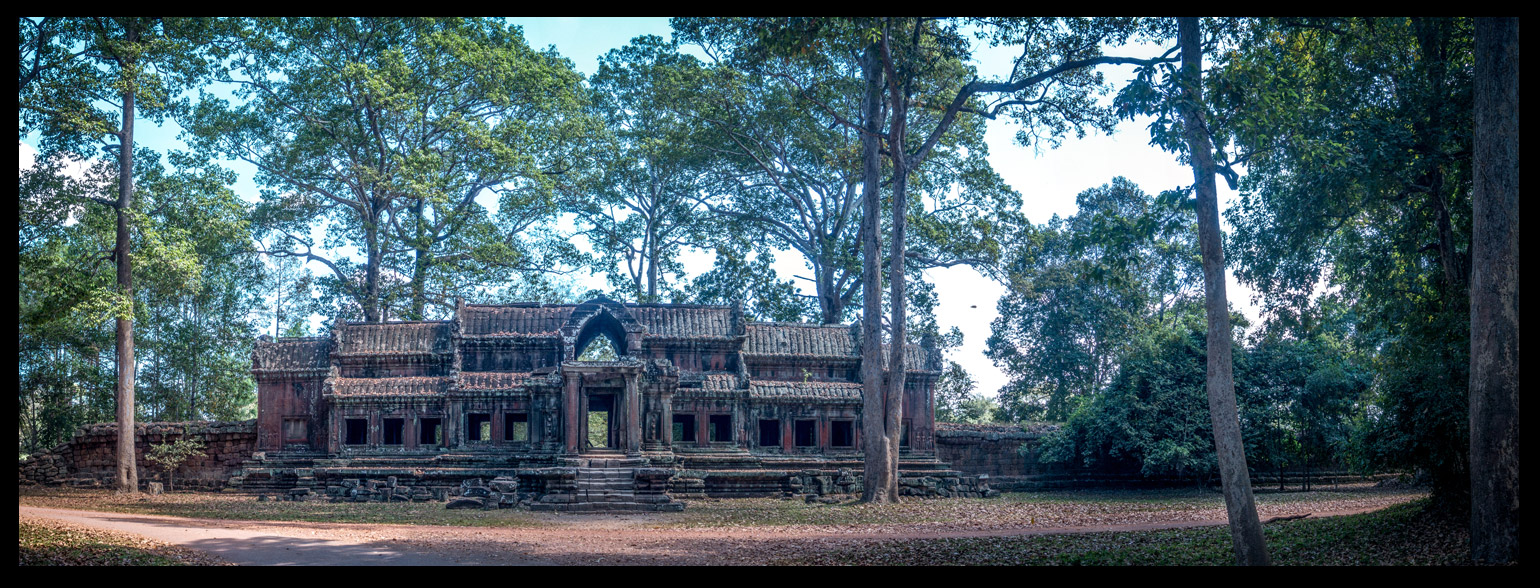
[19,518,231,566]
[774,499,1470,565]
[20,484,1466,565]
[17,484,1425,530]
[17,484,1426,530]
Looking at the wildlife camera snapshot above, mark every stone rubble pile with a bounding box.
[445,476,525,509]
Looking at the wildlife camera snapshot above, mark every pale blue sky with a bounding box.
[20,17,1265,400]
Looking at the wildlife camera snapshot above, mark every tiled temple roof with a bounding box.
[678,371,740,390]
[878,344,933,372]
[252,337,330,372]
[629,305,736,338]
[743,323,858,357]
[701,372,739,390]
[743,323,935,371]
[458,371,539,391]
[338,321,451,355]
[461,304,573,336]
[748,380,864,402]
[330,377,449,397]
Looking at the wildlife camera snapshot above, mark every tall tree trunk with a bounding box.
[859,39,895,504]
[1175,17,1269,566]
[364,207,382,322]
[647,221,659,303]
[883,53,911,501]
[1469,16,1519,566]
[409,198,428,320]
[818,266,839,325]
[114,81,139,493]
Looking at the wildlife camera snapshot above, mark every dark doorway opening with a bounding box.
[468,413,492,442]
[759,419,781,447]
[794,420,817,447]
[831,420,854,448]
[709,414,732,442]
[586,393,615,450]
[673,414,696,443]
[345,419,368,445]
[419,418,442,446]
[382,418,404,445]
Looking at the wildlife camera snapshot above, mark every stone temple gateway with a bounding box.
[244,297,993,510]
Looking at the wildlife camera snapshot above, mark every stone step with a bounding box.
[578,471,634,479]
[576,493,639,502]
[528,501,685,513]
[577,481,633,488]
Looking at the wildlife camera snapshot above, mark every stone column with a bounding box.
[625,373,641,456]
[564,373,580,454]
[660,390,674,449]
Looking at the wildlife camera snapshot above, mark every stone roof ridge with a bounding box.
[251,336,331,372]
[462,302,579,309]
[749,379,863,387]
[624,301,735,309]
[341,318,452,325]
[745,320,853,328]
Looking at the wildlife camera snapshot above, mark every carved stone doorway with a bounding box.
[583,390,619,451]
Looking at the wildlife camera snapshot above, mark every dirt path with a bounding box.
[19,502,1399,566]
[18,506,552,566]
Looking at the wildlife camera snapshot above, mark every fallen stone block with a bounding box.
[446,497,484,510]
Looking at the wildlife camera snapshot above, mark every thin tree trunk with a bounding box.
[1176,17,1268,566]
[115,81,139,494]
[859,39,894,504]
[1469,16,1519,566]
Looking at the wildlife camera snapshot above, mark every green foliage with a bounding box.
[145,437,206,491]
[679,243,812,322]
[935,361,999,424]
[577,337,619,361]
[676,18,1026,326]
[1218,18,1475,504]
[1037,297,1369,480]
[987,178,1200,421]
[186,17,591,322]
[1037,303,1216,478]
[1238,307,1369,481]
[18,152,262,452]
[573,35,715,303]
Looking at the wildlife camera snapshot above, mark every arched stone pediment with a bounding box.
[561,296,646,359]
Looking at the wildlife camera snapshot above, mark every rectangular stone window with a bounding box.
[673,414,696,443]
[505,413,528,443]
[345,418,368,445]
[708,414,732,442]
[382,418,404,445]
[419,418,442,446]
[282,417,307,445]
[900,419,912,448]
[794,419,817,447]
[758,419,781,447]
[831,420,854,447]
[468,413,492,442]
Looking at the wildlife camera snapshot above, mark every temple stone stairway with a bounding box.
[530,453,686,512]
